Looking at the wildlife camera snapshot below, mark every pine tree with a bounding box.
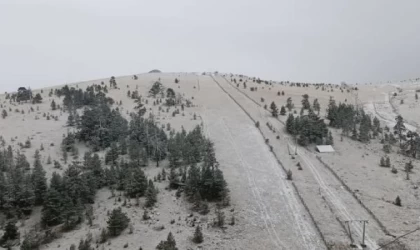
[145,179,157,207]
[51,100,57,110]
[380,157,385,167]
[286,169,293,180]
[286,114,295,134]
[394,115,406,146]
[169,167,179,189]
[215,207,225,227]
[1,110,7,119]
[394,196,401,206]
[270,102,278,117]
[373,116,380,131]
[325,131,334,145]
[41,188,63,227]
[78,238,93,250]
[185,164,200,198]
[286,97,294,111]
[105,143,120,165]
[0,221,19,243]
[351,126,358,140]
[280,106,286,116]
[50,172,63,192]
[385,156,391,168]
[61,196,83,230]
[32,93,43,104]
[192,226,203,243]
[156,232,178,250]
[107,207,130,236]
[301,94,310,110]
[32,150,48,205]
[125,168,147,198]
[120,138,128,155]
[313,98,320,114]
[161,168,167,180]
[67,111,75,126]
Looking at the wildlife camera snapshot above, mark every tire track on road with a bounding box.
[214,74,383,249]
[209,75,325,250]
[201,108,284,249]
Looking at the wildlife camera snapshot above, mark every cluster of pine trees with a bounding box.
[0,149,46,218]
[8,88,33,103]
[55,84,114,111]
[326,97,382,142]
[286,111,331,146]
[0,78,231,248]
[166,126,230,207]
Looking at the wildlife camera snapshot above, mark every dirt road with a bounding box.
[194,75,325,250]
[208,75,391,249]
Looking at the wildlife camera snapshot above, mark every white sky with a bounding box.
[0,0,419,92]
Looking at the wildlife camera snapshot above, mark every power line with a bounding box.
[375,227,420,250]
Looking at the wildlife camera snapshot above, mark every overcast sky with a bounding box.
[0,0,419,92]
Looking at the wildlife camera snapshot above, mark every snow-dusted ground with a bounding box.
[196,75,325,250]
[213,76,420,249]
[1,72,419,249]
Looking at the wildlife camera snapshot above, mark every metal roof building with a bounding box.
[316,145,335,153]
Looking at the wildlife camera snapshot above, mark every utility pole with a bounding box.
[360,220,368,247]
[344,221,356,247]
[344,220,368,248]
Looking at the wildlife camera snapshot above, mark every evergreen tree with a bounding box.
[145,179,158,207]
[373,116,380,131]
[380,157,385,167]
[0,221,19,243]
[192,226,203,243]
[168,133,182,168]
[125,168,148,198]
[78,238,93,250]
[50,172,63,192]
[41,188,63,227]
[351,126,358,140]
[286,97,294,111]
[286,114,295,134]
[325,131,334,145]
[32,150,47,205]
[301,94,310,109]
[156,232,178,250]
[51,100,57,110]
[1,110,7,119]
[168,167,179,189]
[313,98,320,114]
[385,156,391,168]
[120,138,128,155]
[149,82,163,97]
[32,93,43,104]
[394,115,406,146]
[185,164,200,198]
[280,106,286,116]
[67,111,75,126]
[270,102,278,117]
[394,196,401,206]
[107,207,130,236]
[105,143,119,165]
[61,195,83,230]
